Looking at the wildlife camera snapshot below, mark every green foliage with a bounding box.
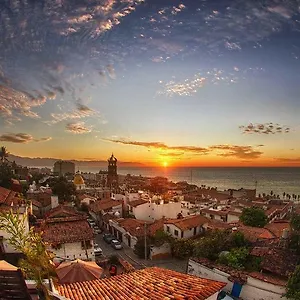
[133,237,151,259]
[288,233,300,255]
[50,176,76,202]
[171,238,195,259]
[0,163,14,189]
[0,210,56,299]
[218,247,249,270]
[291,214,300,232]
[240,207,267,228]
[151,230,174,247]
[286,265,300,299]
[193,230,249,261]
[244,256,262,272]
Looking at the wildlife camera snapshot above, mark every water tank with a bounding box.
[282,228,289,239]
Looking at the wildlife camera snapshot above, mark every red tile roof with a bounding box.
[41,219,93,244]
[56,267,226,300]
[128,199,148,208]
[0,186,23,206]
[116,218,147,237]
[45,205,80,219]
[235,225,275,243]
[265,221,290,238]
[90,199,122,213]
[165,215,209,231]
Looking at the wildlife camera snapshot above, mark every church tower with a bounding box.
[107,153,118,190]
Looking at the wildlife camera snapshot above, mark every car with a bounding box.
[94,228,102,234]
[103,233,115,244]
[94,247,103,256]
[111,239,123,250]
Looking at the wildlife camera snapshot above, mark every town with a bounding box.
[0,148,300,300]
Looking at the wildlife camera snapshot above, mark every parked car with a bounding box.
[94,227,102,234]
[111,239,123,250]
[103,233,115,244]
[94,247,103,256]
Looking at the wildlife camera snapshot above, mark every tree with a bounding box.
[0,162,14,189]
[0,146,9,163]
[0,210,56,299]
[171,238,195,259]
[240,207,267,228]
[291,214,300,232]
[218,247,249,270]
[286,265,300,299]
[51,177,76,202]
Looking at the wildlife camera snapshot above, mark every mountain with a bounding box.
[7,154,145,169]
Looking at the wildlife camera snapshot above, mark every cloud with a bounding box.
[65,122,92,134]
[47,103,96,124]
[104,138,263,159]
[103,138,209,154]
[239,123,290,134]
[159,152,185,157]
[274,157,300,163]
[0,133,51,143]
[267,6,293,19]
[210,145,263,159]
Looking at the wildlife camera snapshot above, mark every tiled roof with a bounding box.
[116,218,147,237]
[90,199,121,213]
[265,221,290,238]
[45,205,80,219]
[235,224,275,243]
[41,219,93,244]
[56,267,226,300]
[148,218,165,236]
[165,215,209,231]
[128,199,148,207]
[0,186,23,206]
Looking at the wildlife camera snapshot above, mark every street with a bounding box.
[94,233,188,273]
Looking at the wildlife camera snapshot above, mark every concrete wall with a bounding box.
[150,243,171,260]
[164,223,205,239]
[51,195,59,209]
[227,213,240,223]
[187,259,287,300]
[134,201,182,222]
[49,241,95,261]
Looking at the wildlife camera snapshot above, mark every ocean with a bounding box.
[79,166,300,197]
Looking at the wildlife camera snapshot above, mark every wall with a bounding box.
[51,195,59,209]
[187,259,287,300]
[227,213,240,223]
[150,243,171,260]
[134,201,182,222]
[49,241,95,261]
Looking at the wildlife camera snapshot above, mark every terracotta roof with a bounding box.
[249,272,287,286]
[0,186,23,206]
[148,218,165,236]
[116,218,147,237]
[207,220,233,230]
[41,219,93,244]
[165,215,209,231]
[45,205,80,219]
[265,221,290,238]
[90,199,121,213]
[235,225,275,243]
[128,199,148,208]
[56,267,226,300]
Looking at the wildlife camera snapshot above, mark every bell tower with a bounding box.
[107,153,118,190]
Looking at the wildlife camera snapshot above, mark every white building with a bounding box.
[163,215,209,239]
[41,205,94,262]
[128,198,183,222]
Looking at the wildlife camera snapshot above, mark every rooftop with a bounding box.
[128,199,148,208]
[90,199,121,213]
[0,186,24,206]
[165,215,209,231]
[56,267,226,300]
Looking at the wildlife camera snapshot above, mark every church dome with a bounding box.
[73,174,85,185]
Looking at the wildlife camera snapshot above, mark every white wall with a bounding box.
[134,201,182,222]
[51,195,59,209]
[227,214,240,223]
[150,243,171,260]
[49,241,95,261]
[187,259,287,300]
[206,292,221,300]
[0,209,29,253]
[164,223,206,239]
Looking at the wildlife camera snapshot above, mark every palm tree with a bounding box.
[0,146,9,163]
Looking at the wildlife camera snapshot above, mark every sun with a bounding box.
[163,161,168,167]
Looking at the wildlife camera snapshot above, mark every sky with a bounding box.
[0,0,300,167]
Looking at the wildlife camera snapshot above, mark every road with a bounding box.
[94,233,188,273]
[94,233,145,269]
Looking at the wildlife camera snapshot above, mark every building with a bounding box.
[73,172,86,190]
[55,267,226,300]
[164,215,209,239]
[40,205,94,262]
[107,154,118,189]
[53,160,75,176]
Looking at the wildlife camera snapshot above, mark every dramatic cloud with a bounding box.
[0,133,51,143]
[210,145,263,159]
[239,123,290,134]
[274,157,300,163]
[104,138,263,159]
[66,122,92,134]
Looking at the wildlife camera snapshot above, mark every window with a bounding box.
[174,229,179,236]
[166,226,170,232]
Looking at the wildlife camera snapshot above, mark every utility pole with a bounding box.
[144,222,147,261]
